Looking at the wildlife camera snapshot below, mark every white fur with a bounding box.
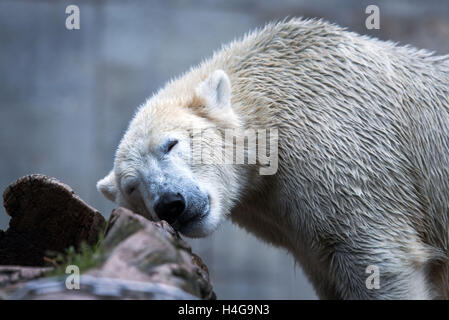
[98,18,449,299]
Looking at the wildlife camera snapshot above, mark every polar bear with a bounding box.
[97,18,449,299]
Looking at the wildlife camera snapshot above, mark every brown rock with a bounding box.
[89,207,215,299]
[0,266,52,290]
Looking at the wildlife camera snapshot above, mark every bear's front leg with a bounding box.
[320,242,436,299]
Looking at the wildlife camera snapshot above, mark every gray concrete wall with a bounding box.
[1,0,448,299]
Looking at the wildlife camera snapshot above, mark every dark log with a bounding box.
[0,174,106,266]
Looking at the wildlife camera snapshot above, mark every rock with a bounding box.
[0,174,106,266]
[3,207,216,300]
[9,275,200,300]
[0,266,52,286]
[0,266,52,299]
[87,207,215,299]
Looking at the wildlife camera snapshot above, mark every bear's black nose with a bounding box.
[154,192,186,224]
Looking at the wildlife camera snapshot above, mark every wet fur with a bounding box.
[100,18,449,299]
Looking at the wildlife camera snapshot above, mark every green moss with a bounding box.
[45,234,104,276]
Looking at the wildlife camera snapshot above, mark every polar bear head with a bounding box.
[97,70,249,237]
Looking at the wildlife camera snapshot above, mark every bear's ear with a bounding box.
[96,170,118,202]
[196,69,231,111]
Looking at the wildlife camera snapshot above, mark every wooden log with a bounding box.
[0,174,106,266]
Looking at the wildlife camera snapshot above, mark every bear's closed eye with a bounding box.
[122,179,139,196]
[126,186,136,195]
[165,140,178,153]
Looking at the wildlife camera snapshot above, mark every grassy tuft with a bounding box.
[44,234,105,276]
